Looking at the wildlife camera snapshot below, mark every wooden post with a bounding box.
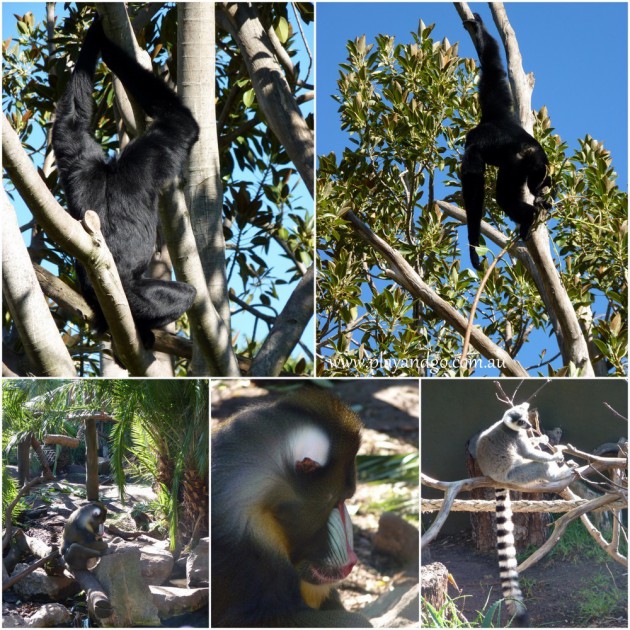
[85,419,99,501]
[17,433,31,486]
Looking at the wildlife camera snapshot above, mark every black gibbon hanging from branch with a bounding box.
[461,13,551,270]
[52,18,198,349]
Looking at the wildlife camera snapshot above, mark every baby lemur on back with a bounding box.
[475,403,575,627]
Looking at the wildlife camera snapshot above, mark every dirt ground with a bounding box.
[211,378,419,451]
[425,531,628,628]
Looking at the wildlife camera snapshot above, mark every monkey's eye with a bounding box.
[295,457,322,474]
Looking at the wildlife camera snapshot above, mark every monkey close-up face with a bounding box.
[211,388,372,627]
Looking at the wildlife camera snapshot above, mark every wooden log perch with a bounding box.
[71,569,112,619]
[44,434,80,448]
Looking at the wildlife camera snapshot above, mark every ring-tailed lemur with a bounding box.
[475,403,574,627]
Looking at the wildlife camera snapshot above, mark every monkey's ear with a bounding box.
[295,457,322,474]
[92,507,103,518]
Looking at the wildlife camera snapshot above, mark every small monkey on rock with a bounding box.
[62,502,108,570]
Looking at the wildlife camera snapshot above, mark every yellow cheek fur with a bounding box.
[249,506,290,558]
[300,581,333,609]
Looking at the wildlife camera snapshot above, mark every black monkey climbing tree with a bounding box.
[455,3,593,375]
[460,13,550,271]
[2,3,314,377]
[316,5,627,376]
[52,18,199,352]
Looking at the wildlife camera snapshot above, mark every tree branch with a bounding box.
[488,3,594,375]
[158,182,240,376]
[221,3,314,197]
[344,209,528,376]
[2,192,75,375]
[249,264,314,376]
[179,2,238,375]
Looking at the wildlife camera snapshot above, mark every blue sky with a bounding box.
[315,2,628,375]
[317,2,628,188]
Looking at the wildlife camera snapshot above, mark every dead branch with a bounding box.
[603,402,628,422]
[492,379,552,408]
[517,492,626,572]
[570,489,626,564]
[2,550,59,591]
[564,443,627,467]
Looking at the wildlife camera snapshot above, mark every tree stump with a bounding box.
[466,439,549,552]
[420,561,448,612]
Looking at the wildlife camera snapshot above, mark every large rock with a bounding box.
[107,538,174,586]
[150,585,209,619]
[186,538,209,587]
[25,603,72,627]
[93,548,160,627]
[2,610,28,627]
[139,544,174,586]
[9,565,78,601]
[363,583,420,628]
[372,512,419,569]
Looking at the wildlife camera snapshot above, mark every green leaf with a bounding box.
[275,17,290,44]
[243,88,255,108]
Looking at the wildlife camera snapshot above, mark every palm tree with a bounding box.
[109,380,209,548]
[3,379,209,550]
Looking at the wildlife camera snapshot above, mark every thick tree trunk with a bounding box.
[2,192,76,376]
[178,3,234,375]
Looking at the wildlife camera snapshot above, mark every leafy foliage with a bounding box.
[1,379,208,549]
[215,4,313,368]
[2,4,314,374]
[317,20,627,377]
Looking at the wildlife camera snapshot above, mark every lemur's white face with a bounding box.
[502,403,532,432]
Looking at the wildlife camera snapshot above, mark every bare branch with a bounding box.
[489,3,594,375]
[2,476,47,550]
[179,2,237,375]
[603,402,628,422]
[249,265,314,376]
[159,182,240,376]
[344,209,528,376]
[2,550,60,591]
[221,3,314,197]
[518,492,626,571]
[525,379,552,404]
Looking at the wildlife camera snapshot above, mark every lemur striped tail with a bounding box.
[495,488,529,627]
